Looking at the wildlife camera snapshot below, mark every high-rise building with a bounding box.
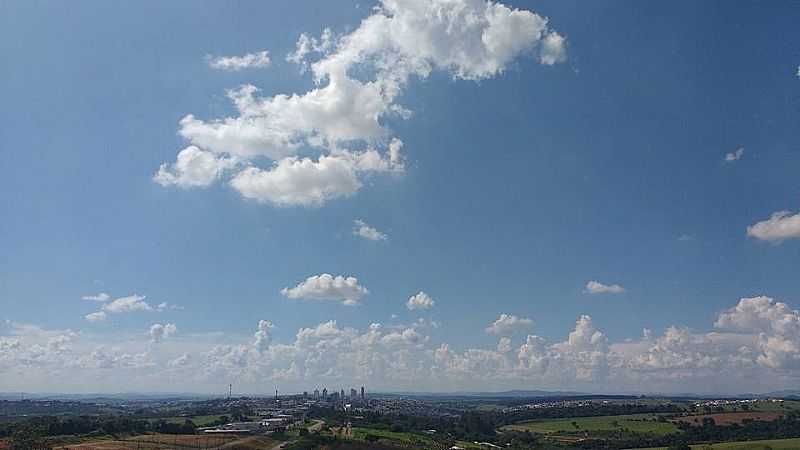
[340,389,345,400]
[322,388,328,399]
[314,389,320,399]
[350,388,357,399]
[361,386,365,400]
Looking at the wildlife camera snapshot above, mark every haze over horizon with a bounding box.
[1,0,799,396]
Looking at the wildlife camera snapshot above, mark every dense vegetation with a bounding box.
[0,415,196,441]
[502,402,684,424]
[572,410,800,449]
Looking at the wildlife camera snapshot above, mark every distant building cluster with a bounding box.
[198,385,369,435]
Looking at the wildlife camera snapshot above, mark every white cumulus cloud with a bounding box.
[153,146,236,188]
[406,291,435,311]
[253,320,274,352]
[155,0,565,207]
[486,314,533,335]
[281,274,368,306]
[747,210,800,242]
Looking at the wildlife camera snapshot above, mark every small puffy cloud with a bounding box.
[485,314,533,335]
[153,146,236,188]
[406,291,435,311]
[747,210,800,242]
[103,295,154,313]
[155,302,181,312]
[281,274,368,306]
[584,280,626,294]
[85,294,163,322]
[84,311,107,323]
[82,293,110,302]
[149,323,177,344]
[725,147,745,162]
[207,50,271,71]
[539,30,567,65]
[353,219,387,241]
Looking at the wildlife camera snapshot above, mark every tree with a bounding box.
[9,427,49,450]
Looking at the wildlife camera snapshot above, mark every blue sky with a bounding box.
[1,0,799,394]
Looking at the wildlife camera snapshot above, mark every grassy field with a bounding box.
[504,413,679,436]
[632,437,800,450]
[350,427,441,447]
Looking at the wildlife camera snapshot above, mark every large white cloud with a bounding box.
[715,296,800,369]
[155,0,566,206]
[281,274,369,306]
[747,211,800,242]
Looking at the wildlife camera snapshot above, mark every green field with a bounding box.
[350,427,441,447]
[504,413,679,436]
[633,437,800,450]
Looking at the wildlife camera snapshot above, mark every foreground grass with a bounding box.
[504,413,679,436]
